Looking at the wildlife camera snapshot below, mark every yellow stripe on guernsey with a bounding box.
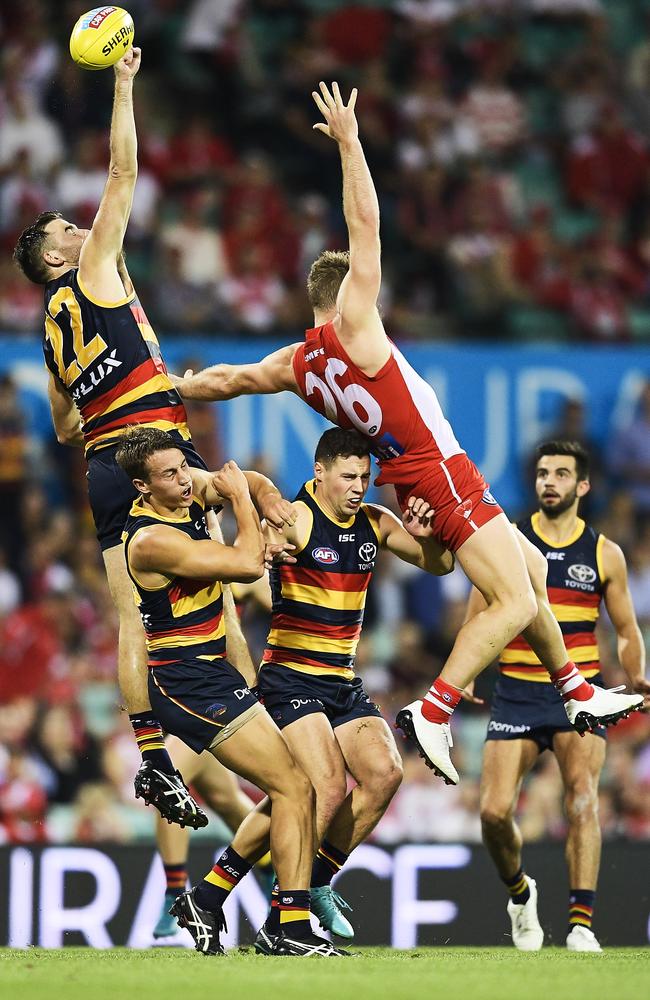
[170,582,222,618]
[89,420,191,452]
[499,646,599,666]
[502,666,600,682]
[273,659,354,680]
[280,582,367,611]
[267,628,358,657]
[98,372,175,419]
[146,624,225,653]
[552,604,599,623]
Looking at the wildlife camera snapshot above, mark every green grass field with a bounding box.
[1,947,648,1000]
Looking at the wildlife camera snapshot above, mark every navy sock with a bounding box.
[311,840,349,888]
[277,889,311,939]
[194,846,252,912]
[569,888,595,933]
[503,867,530,905]
[129,714,175,774]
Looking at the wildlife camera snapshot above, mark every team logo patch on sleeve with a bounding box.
[481,489,498,506]
[312,546,339,565]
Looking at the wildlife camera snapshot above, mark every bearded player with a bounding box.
[466,441,648,953]
[173,82,643,784]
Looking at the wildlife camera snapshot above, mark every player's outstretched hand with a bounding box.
[115,47,141,80]
[211,460,249,501]
[402,496,435,538]
[260,493,297,531]
[312,81,358,145]
[264,541,297,569]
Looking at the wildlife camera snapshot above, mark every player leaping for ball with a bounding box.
[12,48,295,826]
[172,82,644,784]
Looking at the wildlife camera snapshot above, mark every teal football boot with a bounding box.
[310,886,354,939]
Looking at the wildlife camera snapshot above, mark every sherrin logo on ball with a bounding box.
[70,7,135,70]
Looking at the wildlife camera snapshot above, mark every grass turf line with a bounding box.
[1,947,648,1000]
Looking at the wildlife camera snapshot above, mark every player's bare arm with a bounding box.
[367,501,454,575]
[47,371,84,447]
[600,537,650,706]
[262,500,309,559]
[312,81,388,373]
[189,465,296,530]
[78,47,141,302]
[174,344,301,402]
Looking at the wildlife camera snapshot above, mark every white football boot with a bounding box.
[566,925,602,952]
[395,701,459,785]
[564,685,643,735]
[507,876,544,951]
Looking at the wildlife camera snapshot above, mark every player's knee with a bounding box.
[312,770,347,815]
[513,587,538,633]
[480,801,512,833]
[565,783,598,823]
[363,754,404,805]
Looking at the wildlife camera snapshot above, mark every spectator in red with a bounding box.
[164,113,236,190]
[566,101,649,215]
[0,587,77,703]
[567,248,631,343]
[319,5,392,65]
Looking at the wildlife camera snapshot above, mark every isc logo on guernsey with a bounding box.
[312,546,339,565]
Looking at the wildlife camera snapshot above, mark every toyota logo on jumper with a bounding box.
[568,564,596,584]
[358,542,377,563]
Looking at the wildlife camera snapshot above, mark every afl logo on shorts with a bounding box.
[358,542,377,563]
[312,546,339,565]
[482,489,498,506]
[568,564,597,584]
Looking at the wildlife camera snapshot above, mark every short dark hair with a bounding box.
[307,250,350,311]
[315,428,371,467]
[535,440,590,481]
[13,211,63,284]
[115,427,180,482]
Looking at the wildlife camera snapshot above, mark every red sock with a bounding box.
[421,677,462,723]
[551,662,594,703]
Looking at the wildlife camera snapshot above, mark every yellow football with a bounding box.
[69,7,135,71]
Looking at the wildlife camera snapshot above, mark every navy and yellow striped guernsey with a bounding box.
[122,495,225,666]
[499,512,604,681]
[43,268,190,457]
[262,480,381,681]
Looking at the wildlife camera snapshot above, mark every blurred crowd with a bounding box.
[0,359,649,846]
[4,1,650,339]
[0,0,649,846]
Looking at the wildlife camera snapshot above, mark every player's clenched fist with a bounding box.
[114,46,141,79]
[211,461,250,501]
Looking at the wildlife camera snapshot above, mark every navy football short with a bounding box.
[149,657,259,753]
[486,673,606,752]
[258,662,382,730]
[86,433,207,550]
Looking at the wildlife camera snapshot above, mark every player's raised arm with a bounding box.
[78,47,141,301]
[312,82,386,362]
[367,501,455,576]
[175,344,301,402]
[601,538,649,706]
